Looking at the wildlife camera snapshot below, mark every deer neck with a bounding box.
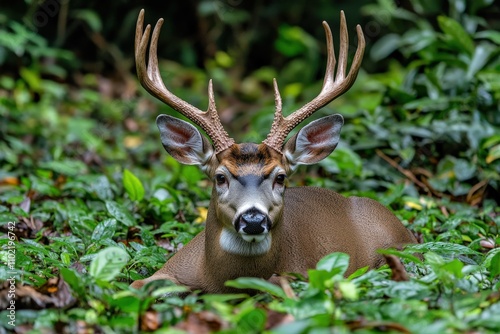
[203,196,282,281]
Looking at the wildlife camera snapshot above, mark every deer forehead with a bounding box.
[216,143,284,177]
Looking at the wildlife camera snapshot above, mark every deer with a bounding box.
[130,9,417,293]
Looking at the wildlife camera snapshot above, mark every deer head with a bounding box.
[135,9,365,256]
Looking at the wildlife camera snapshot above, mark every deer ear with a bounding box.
[283,114,343,170]
[156,115,214,166]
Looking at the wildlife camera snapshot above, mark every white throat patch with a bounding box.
[219,228,272,256]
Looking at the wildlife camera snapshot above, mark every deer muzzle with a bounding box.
[235,208,271,242]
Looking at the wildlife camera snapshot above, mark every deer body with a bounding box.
[131,144,416,293]
[131,10,416,293]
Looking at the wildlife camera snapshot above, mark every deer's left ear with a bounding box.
[283,114,343,171]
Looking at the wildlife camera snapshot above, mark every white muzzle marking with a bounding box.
[219,228,271,256]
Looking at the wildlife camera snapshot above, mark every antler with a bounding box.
[263,11,365,152]
[135,9,235,153]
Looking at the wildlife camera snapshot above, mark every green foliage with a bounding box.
[350,0,500,201]
[123,169,145,202]
[89,246,130,282]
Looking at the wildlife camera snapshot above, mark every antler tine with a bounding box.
[135,9,235,153]
[336,11,348,82]
[263,11,365,152]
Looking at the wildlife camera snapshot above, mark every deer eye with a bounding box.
[275,174,286,185]
[215,174,227,185]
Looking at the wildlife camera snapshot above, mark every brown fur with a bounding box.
[131,143,416,293]
[217,143,283,177]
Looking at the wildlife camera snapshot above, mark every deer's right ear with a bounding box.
[156,115,214,166]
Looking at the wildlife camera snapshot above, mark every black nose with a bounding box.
[239,209,268,235]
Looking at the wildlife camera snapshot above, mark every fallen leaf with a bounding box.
[0,176,19,186]
[0,275,76,310]
[124,135,143,148]
[265,309,294,329]
[174,311,227,333]
[141,310,160,332]
[347,319,411,333]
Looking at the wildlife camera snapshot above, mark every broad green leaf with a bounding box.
[151,285,189,297]
[275,25,312,57]
[438,16,474,55]
[316,252,350,275]
[20,67,41,92]
[91,218,117,241]
[489,252,500,278]
[403,97,450,111]
[486,144,500,164]
[72,9,102,32]
[237,309,266,333]
[89,175,113,200]
[215,51,234,68]
[466,43,495,80]
[308,253,350,289]
[475,30,500,45]
[453,158,476,181]
[39,159,87,176]
[123,169,145,201]
[406,242,481,256]
[441,259,464,279]
[377,248,424,265]
[347,266,369,280]
[89,246,129,282]
[61,253,71,266]
[225,277,286,298]
[60,268,84,296]
[338,281,358,300]
[105,201,135,226]
[308,269,335,289]
[370,33,401,61]
[108,295,141,313]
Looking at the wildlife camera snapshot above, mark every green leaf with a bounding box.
[60,268,84,295]
[441,259,464,279]
[489,252,500,278]
[89,246,129,282]
[39,159,87,176]
[105,201,135,226]
[308,269,335,289]
[475,30,500,45]
[307,253,350,289]
[377,248,424,265]
[453,158,476,181]
[338,281,358,300]
[151,285,189,297]
[91,218,117,241]
[347,266,369,280]
[72,9,102,32]
[237,309,267,333]
[225,277,286,298]
[123,169,145,201]
[406,242,481,256]
[316,252,350,275]
[486,144,500,164]
[466,43,495,80]
[437,16,475,55]
[108,295,141,313]
[370,33,401,61]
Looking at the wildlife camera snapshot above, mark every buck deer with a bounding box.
[131,9,416,293]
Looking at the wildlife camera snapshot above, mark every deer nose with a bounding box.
[238,209,269,235]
